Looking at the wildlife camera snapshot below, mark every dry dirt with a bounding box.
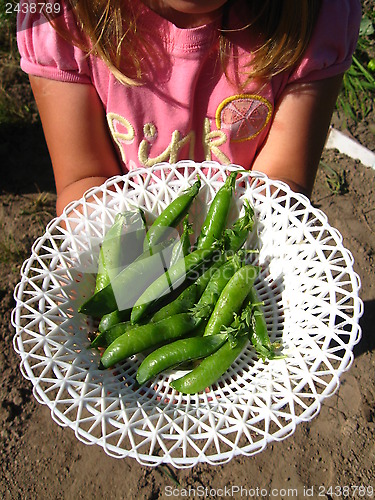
[1,43,375,500]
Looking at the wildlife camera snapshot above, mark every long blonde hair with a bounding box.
[52,0,322,86]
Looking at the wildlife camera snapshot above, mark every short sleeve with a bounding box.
[289,0,362,84]
[17,0,91,83]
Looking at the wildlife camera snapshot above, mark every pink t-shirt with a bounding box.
[17,0,361,172]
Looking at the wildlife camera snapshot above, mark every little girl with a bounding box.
[17,0,361,215]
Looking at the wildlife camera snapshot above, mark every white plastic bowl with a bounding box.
[12,161,363,467]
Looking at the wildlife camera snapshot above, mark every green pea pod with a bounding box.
[169,216,192,267]
[95,211,139,293]
[196,171,238,250]
[100,313,199,369]
[136,333,228,385]
[95,246,111,294]
[78,239,174,317]
[149,282,200,325]
[143,177,201,251]
[224,199,255,254]
[203,264,259,337]
[149,252,227,323]
[192,254,244,320]
[95,213,125,293]
[170,336,248,394]
[97,252,225,331]
[130,246,220,324]
[91,320,139,348]
[247,287,283,361]
[95,236,174,327]
[170,292,271,394]
[184,254,244,337]
[98,309,130,333]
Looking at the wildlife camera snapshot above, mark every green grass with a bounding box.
[319,162,349,196]
[0,0,17,54]
[20,192,54,217]
[337,13,375,121]
[0,226,25,263]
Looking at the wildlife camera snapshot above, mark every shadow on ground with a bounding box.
[1,121,55,194]
[354,300,375,357]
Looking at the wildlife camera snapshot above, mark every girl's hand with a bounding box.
[252,74,344,198]
[29,76,123,215]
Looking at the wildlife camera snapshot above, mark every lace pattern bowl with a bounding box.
[12,161,363,468]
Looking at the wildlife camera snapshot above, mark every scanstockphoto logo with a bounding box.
[6,0,76,31]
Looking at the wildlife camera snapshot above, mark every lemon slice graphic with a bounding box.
[216,94,272,142]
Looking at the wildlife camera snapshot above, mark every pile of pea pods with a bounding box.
[79,172,282,394]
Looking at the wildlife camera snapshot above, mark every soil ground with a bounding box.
[1,6,375,499]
